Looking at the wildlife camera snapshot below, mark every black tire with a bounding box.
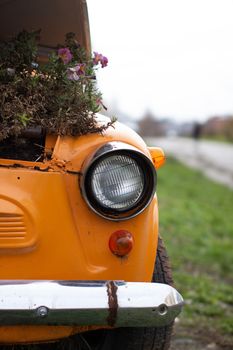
[0,237,173,350]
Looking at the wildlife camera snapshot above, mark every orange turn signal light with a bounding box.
[109,230,134,257]
[147,147,166,169]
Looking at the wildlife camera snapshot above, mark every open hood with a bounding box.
[0,0,91,53]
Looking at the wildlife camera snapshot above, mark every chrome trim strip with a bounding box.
[0,280,183,327]
[81,141,157,221]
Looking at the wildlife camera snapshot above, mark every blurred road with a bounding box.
[170,323,228,350]
[146,137,233,189]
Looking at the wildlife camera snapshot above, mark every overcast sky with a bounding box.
[87,0,233,122]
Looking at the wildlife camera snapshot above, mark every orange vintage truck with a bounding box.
[0,0,183,349]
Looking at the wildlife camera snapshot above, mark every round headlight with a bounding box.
[91,154,144,211]
[82,143,156,220]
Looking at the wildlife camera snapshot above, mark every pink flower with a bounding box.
[93,52,103,65]
[100,56,108,68]
[76,63,85,75]
[67,64,86,81]
[58,47,73,64]
[67,67,79,81]
[93,52,108,68]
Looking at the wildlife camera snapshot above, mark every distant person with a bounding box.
[192,122,202,140]
[192,122,202,160]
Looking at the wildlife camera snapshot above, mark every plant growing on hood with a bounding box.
[0,30,112,141]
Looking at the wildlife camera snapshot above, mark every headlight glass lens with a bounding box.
[90,154,144,210]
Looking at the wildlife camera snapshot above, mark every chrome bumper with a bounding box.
[0,280,183,327]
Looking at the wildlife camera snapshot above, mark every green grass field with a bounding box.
[157,158,233,347]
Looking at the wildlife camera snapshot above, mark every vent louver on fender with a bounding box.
[0,213,26,239]
[0,199,36,250]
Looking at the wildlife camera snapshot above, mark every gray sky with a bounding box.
[87,0,233,122]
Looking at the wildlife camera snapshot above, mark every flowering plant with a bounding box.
[0,31,113,141]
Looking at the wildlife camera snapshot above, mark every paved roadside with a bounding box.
[171,338,221,350]
[146,137,233,189]
[169,323,232,350]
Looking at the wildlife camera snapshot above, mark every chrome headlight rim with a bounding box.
[81,142,157,221]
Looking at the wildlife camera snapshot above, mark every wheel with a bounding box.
[0,237,173,350]
[61,236,174,350]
